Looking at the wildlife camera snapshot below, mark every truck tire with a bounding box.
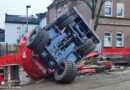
[65,61,77,82]
[26,27,50,54]
[83,43,96,56]
[55,12,71,26]
[76,39,93,54]
[58,14,78,30]
[26,27,45,49]
[44,12,75,30]
[33,31,50,54]
[54,60,77,83]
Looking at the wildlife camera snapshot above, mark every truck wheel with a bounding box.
[26,27,50,54]
[55,12,71,26]
[54,60,77,83]
[76,39,93,54]
[26,27,45,49]
[34,31,50,54]
[58,14,78,30]
[83,43,96,56]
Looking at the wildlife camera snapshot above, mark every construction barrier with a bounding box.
[102,48,130,57]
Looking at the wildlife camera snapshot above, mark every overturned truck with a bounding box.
[1,7,101,83]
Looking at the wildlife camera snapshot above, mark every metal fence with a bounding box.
[0,43,18,56]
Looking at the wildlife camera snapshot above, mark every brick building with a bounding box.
[47,0,130,48]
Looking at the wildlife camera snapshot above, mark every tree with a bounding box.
[82,0,107,30]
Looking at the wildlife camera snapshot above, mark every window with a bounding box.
[16,27,21,29]
[117,3,124,17]
[0,38,4,42]
[0,32,5,42]
[104,32,112,47]
[105,1,112,16]
[116,32,123,46]
[17,27,21,33]
[57,6,63,13]
[0,33,4,38]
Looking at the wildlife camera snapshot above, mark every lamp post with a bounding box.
[26,5,31,33]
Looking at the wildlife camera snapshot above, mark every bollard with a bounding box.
[4,66,8,83]
[0,69,4,76]
[10,65,20,86]
[6,43,8,55]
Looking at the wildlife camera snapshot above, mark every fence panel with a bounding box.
[0,43,18,56]
[102,48,130,57]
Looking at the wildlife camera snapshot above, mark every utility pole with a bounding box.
[26,5,31,33]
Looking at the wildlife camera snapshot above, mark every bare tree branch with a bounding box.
[94,0,108,30]
[91,0,95,19]
[82,0,92,11]
[82,0,107,30]
[91,0,98,19]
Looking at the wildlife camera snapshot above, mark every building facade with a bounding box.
[37,12,47,28]
[47,0,130,48]
[5,12,47,44]
[5,14,38,44]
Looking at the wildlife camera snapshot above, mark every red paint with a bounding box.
[73,49,77,53]
[102,48,130,57]
[101,61,112,67]
[86,52,98,58]
[78,62,85,69]
[59,30,65,34]
[77,69,96,75]
[17,31,46,79]
[0,30,47,80]
[0,76,3,82]
[0,55,22,66]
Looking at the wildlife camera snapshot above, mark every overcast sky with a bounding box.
[0,0,53,29]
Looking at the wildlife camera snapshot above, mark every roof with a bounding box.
[5,14,39,25]
[37,12,47,22]
[48,0,67,8]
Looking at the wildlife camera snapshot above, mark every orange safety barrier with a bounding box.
[101,48,130,57]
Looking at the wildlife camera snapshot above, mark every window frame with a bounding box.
[116,32,124,47]
[117,3,124,17]
[104,1,113,16]
[57,6,63,13]
[104,32,112,47]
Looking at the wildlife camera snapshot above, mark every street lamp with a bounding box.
[26,5,31,33]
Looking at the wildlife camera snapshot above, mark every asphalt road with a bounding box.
[1,69,130,90]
